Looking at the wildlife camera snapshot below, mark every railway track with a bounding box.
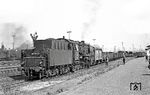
[1,80,27,94]
[0,65,21,77]
[0,65,20,69]
[0,74,28,94]
[0,65,24,94]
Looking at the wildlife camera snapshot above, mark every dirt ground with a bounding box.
[8,57,134,95]
[58,57,149,95]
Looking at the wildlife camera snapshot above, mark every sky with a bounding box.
[0,0,150,51]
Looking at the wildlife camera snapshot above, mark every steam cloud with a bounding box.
[0,23,32,49]
[81,0,101,40]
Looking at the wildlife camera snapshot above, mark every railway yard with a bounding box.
[0,57,135,95]
[1,0,150,94]
[0,34,146,95]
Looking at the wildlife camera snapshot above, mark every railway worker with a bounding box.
[147,49,150,64]
[146,49,150,69]
[123,53,126,64]
[105,55,109,66]
[146,55,148,61]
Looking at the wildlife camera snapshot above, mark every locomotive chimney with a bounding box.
[63,36,65,39]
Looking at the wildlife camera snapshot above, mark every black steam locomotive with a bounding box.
[20,36,132,80]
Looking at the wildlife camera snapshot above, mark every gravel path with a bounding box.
[12,57,134,95]
[58,57,149,95]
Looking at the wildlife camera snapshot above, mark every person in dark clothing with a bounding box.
[105,56,109,66]
[146,55,148,61]
[123,53,126,64]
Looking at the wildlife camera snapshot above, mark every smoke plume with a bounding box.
[81,0,101,40]
[0,23,32,49]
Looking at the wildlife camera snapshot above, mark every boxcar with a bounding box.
[95,48,103,64]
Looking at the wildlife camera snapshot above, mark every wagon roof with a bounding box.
[24,57,45,59]
[57,38,80,44]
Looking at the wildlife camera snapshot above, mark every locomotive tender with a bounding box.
[21,36,128,80]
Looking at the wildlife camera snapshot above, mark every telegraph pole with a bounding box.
[102,45,104,51]
[27,44,28,49]
[132,44,135,52]
[122,42,125,52]
[140,45,142,51]
[12,34,16,50]
[114,45,116,53]
[67,31,72,40]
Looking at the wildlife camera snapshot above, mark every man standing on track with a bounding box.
[105,55,109,66]
[123,53,126,65]
[147,50,150,64]
[146,49,150,69]
[145,46,150,69]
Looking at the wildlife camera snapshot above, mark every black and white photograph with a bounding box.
[0,0,150,95]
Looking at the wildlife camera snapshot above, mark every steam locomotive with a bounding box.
[20,36,132,80]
